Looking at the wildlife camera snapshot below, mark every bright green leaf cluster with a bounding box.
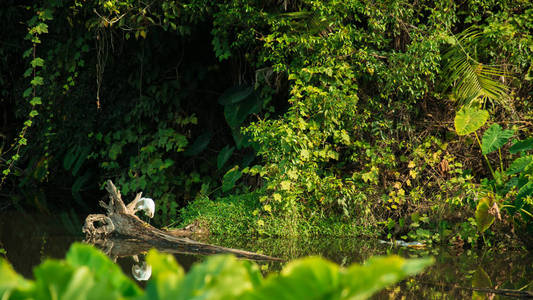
[0,243,433,300]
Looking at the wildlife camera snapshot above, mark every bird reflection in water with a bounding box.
[131,254,152,281]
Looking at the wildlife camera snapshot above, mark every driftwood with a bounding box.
[83,180,282,262]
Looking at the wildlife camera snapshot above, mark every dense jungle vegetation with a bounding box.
[0,0,532,248]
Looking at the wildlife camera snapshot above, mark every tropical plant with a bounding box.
[454,107,533,236]
[0,243,433,300]
[442,26,510,107]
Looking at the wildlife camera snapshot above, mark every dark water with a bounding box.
[1,210,532,299]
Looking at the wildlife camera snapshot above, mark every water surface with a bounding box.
[1,210,531,299]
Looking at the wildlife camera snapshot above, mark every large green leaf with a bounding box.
[475,197,496,233]
[183,132,212,157]
[32,260,122,300]
[481,124,514,155]
[0,258,33,298]
[218,86,254,105]
[243,256,340,300]
[65,243,142,297]
[144,252,261,300]
[341,256,433,300]
[516,182,533,202]
[217,145,235,170]
[143,250,185,300]
[177,254,262,300]
[222,166,243,192]
[1,245,433,300]
[224,93,262,129]
[454,106,489,136]
[32,260,87,300]
[509,138,533,154]
[243,255,432,300]
[507,155,533,175]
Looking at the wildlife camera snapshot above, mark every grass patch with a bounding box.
[177,190,376,238]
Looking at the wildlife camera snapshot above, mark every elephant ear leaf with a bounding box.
[475,197,496,233]
[509,138,533,154]
[481,124,514,155]
[507,156,533,175]
[454,106,489,136]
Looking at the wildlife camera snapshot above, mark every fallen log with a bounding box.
[83,180,282,262]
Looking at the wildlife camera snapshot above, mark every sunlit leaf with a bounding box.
[481,124,514,155]
[174,254,262,300]
[0,258,33,298]
[244,257,340,300]
[30,97,42,106]
[31,57,45,68]
[144,249,185,300]
[454,106,489,136]
[31,76,44,86]
[243,255,432,300]
[516,182,533,202]
[342,256,433,299]
[443,26,510,106]
[475,197,496,233]
[65,243,142,297]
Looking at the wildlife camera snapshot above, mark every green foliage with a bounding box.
[0,0,532,247]
[219,86,263,149]
[1,243,142,300]
[0,258,32,299]
[475,196,496,233]
[146,252,262,300]
[509,138,533,154]
[442,26,510,106]
[0,243,433,300]
[1,5,52,185]
[507,156,533,175]
[222,166,243,192]
[245,256,432,300]
[454,106,489,136]
[467,126,533,235]
[178,193,258,237]
[481,124,514,155]
[217,145,235,170]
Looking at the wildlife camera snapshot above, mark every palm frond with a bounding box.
[443,26,510,107]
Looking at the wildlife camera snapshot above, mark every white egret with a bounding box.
[134,197,155,218]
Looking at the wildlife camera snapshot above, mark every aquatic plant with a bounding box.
[0,243,433,299]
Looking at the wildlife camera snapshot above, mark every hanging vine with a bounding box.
[0,6,52,186]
